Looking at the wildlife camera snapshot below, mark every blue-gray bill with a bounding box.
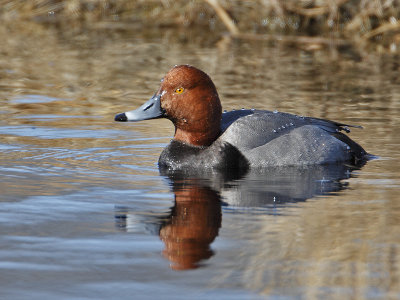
[114,94,163,122]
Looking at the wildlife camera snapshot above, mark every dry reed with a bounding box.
[1,0,399,51]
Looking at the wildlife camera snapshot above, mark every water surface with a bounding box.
[1,27,399,299]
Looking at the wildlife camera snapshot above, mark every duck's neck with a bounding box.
[174,125,221,147]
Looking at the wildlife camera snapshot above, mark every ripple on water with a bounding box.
[11,95,69,104]
[0,125,127,139]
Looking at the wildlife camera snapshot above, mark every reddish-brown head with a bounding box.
[158,65,222,147]
[114,65,222,147]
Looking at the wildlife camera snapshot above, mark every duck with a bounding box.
[115,65,368,170]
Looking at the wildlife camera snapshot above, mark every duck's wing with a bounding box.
[220,109,255,132]
[305,116,362,133]
[220,110,311,150]
[220,110,361,148]
[219,110,366,166]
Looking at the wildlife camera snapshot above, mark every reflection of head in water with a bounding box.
[115,162,365,270]
[159,178,222,270]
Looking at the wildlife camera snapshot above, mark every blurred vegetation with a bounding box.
[1,0,400,51]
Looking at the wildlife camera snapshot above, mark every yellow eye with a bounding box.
[175,87,184,94]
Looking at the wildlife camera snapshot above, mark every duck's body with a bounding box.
[115,65,368,170]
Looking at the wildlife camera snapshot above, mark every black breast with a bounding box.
[158,140,249,171]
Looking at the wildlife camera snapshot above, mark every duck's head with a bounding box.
[115,65,222,147]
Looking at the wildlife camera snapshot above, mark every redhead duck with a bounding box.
[115,65,367,170]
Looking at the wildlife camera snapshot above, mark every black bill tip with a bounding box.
[115,113,128,122]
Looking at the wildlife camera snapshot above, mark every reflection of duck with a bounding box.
[115,65,369,170]
[159,180,221,270]
[115,162,364,270]
[115,178,222,271]
[220,164,357,208]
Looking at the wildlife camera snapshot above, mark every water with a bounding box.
[1,26,400,299]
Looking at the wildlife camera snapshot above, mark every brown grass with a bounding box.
[1,0,399,51]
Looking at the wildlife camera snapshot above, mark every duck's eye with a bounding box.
[175,87,184,94]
